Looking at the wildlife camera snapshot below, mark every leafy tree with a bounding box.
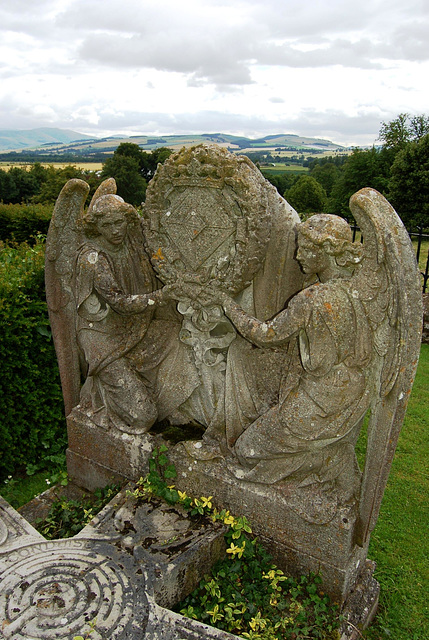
[34,166,101,204]
[140,147,172,181]
[101,154,147,206]
[103,144,173,198]
[263,172,299,196]
[309,162,341,197]
[378,113,429,151]
[327,147,391,217]
[409,115,429,142]
[388,134,429,229]
[379,113,411,150]
[284,175,328,215]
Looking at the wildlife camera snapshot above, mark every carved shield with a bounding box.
[143,145,272,294]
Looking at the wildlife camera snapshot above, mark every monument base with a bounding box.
[169,443,371,605]
[66,409,157,490]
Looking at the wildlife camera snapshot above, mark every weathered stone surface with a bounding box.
[0,493,237,640]
[45,146,422,624]
[0,537,149,639]
[66,411,156,489]
[0,496,43,555]
[169,448,368,603]
[78,483,227,608]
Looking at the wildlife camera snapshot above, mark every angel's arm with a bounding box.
[220,290,308,347]
[92,253,170,314]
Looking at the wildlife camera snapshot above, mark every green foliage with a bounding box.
[388,134,429,229]
[285,175,328,215]
[0,202,53,243]
[35,484,120,539]
[101,154,147,206]
[34,165,101,203]
[101,144,173,205]
[378,113,429,150]
[0,238,66,481]
[362,344,429,640]
[130,448,341,640]
[1,468,65,509]
[327,147,392,217]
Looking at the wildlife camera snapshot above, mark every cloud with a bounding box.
[0,0,428,145]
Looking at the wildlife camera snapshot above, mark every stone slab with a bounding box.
[169,445,370,603]
[66,411,156,488]
[0,495,43,556]
[78,483,227,609]
[0,496,238,640]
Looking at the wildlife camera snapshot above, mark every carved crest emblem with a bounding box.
[143,145,271,294]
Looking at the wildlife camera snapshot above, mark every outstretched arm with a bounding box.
[87,252,172,315]
[218,289,306,348]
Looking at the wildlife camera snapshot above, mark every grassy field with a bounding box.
[261,163,309,173]
[361,344,429,639]
[0,162,103,172]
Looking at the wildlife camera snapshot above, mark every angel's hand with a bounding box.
[168,281,204,303]
[198,283,230,309]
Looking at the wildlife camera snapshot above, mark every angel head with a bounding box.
[82,194,139,246]
[297,214,363,281]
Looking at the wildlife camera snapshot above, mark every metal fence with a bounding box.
[351,225,429,294]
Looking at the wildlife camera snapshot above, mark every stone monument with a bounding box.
[45,144,422,610]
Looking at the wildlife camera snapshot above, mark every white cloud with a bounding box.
[0,0,428,145]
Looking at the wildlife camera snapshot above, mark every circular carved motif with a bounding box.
[0,539,147,639]
[143,145,272,294]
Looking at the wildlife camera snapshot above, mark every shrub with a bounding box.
[0,238,66,480]
[0,203,53,244]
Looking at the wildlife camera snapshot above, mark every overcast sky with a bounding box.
[1,0,428,146]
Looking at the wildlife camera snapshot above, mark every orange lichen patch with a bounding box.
[267,327,276,339]
[152,247,165,261]
[324,302,333,312]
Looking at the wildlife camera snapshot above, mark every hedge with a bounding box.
[0,203,53,244]
[0,239,66,481]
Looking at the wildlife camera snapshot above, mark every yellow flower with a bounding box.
[200,496,213,509]
[224,514,235,526]
[178,490,188,501]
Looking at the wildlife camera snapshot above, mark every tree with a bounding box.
[327,147,391,217]
[34,166,101,204]
[284,175,328,215]
[309,162,341,197]
[388,134,429,229]
[378,113,410,150]
[101,155,147,206]
[378,113,429,150]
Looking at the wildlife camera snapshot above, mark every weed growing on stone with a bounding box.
[129,445,342,640]
[35,484,120,539]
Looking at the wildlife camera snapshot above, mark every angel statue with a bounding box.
[45,178,199,435]
[193,188,421,542]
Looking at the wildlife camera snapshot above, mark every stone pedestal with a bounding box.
[66,410,156,491]
[169,444,372,605]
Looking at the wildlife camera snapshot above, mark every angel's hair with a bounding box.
[82,194,139,237]
[298,214,363,269]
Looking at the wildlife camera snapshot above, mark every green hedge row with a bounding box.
[0,239,66,481]
[0,203,53,244]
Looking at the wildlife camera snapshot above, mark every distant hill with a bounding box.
[0,128,344,155]
[0,128,95,151]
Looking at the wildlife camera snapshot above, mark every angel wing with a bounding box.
[45,177,117,416]
[349,188,422,546]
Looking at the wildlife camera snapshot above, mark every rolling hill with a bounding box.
[0,129,344,155]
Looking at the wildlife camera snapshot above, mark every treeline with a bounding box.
[0,145,173,210]
[262,114,429,229]
[1,115,428,230]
